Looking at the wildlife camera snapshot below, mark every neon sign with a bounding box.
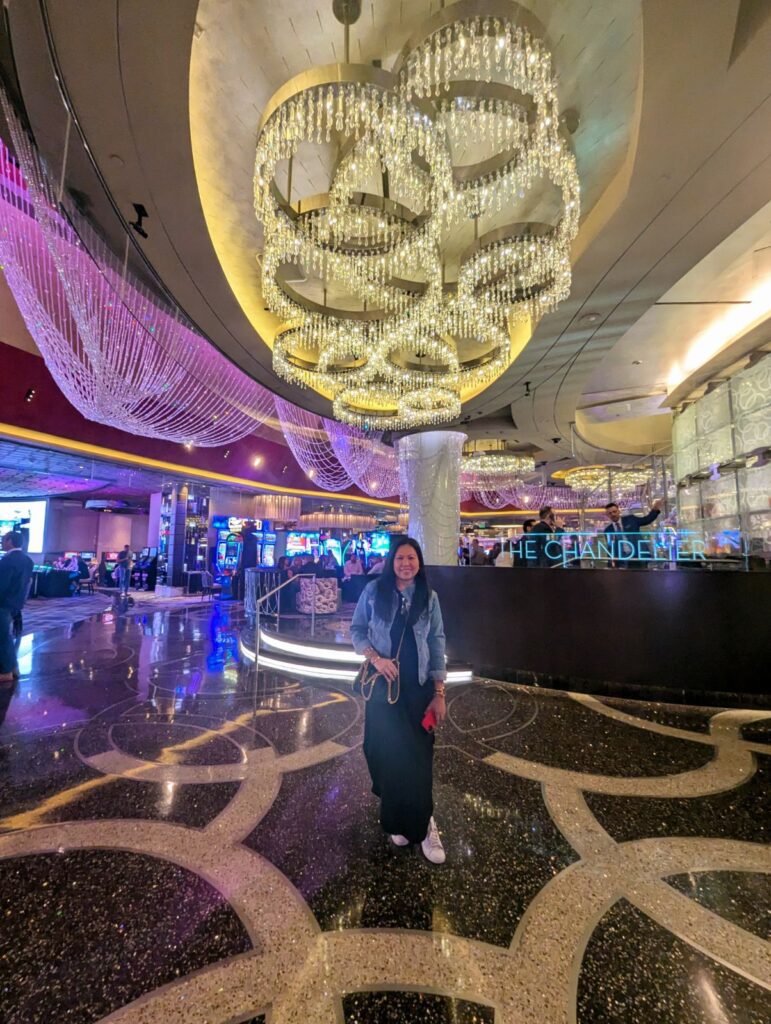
[512,530,708,566]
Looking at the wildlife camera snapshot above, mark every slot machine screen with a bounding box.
[323,537,343,565]
[369,532,392,557]
[286,532,318,556]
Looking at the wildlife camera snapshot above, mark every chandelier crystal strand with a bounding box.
[254,3,579,430]
[0,92,276,446]
[274,398,353,491]
[460,452,535,509]
[324,420,401,497]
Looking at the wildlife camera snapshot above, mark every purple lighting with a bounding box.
[0,95,274,448]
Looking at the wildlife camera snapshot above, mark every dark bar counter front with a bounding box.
[429,566,771,706]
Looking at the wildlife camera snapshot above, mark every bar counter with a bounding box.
[429,565,770,704]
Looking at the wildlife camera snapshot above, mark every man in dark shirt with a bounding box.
[0,531,34,684]
[529,506,565,567]
[603,500,662,567]
[116,545,132,595]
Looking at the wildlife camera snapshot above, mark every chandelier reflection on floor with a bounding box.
[254,0,580,430]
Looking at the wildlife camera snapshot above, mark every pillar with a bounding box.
[147,492,162,550]
[397,431,466,566]
[166,484,188,588]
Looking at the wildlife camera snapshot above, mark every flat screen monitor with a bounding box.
[0,499,47,554]
[80,551,96,561]
[263,543,275,567]
[64,551,78,559]
[369,532,392,556]
[103,551,119,560]
[149,547,157,557]
[323,538,343,565]
[286,531,318,555]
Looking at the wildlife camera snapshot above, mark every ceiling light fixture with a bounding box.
[253,0,580,429]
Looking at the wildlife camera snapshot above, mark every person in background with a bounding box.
[529,507,565,568]
[367,554,385,575]
[512,519,537,567]
[116,545,132,596]
[487,542,502,566]
[0,532,33,688]
[344,550,365,578]
[468,538,488,566]
[495,540,513,567]
[604,500,662,568]
[351,538,447,864]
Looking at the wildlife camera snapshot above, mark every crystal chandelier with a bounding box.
[254,0,580,430]
[0,100,275,448]
[460,451,536,509]
[563,464,654,503]
[562,465,610,494]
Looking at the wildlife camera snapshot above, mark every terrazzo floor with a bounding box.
[0,601,768,1023]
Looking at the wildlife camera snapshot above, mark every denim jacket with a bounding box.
[350,579,446,685]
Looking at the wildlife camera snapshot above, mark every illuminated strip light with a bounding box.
[259,628,364,663]
[239,640,473,684]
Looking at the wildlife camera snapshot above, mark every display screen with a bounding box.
[263,543,275,566]
[286,531,319,555]
[369,532,392,556]
[323,538,343,565]
[80,551,96,561]
[0,499,47,554]
[212,515,263,533]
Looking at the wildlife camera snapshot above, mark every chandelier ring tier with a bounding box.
[253,0,580,429]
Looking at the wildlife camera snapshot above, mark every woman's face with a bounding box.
[393,544,420,583]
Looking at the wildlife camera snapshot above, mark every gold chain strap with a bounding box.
[356,615,408,705]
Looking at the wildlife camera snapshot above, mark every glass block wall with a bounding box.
[672,353,771,558]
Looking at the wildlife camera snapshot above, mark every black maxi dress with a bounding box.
[362,598,435,844]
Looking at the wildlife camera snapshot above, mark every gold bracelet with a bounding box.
[433,683,446,696]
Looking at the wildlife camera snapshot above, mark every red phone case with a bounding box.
[422,707,437,732]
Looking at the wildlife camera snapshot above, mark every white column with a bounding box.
[398,431,466,566]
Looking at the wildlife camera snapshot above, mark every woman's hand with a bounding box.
[427,692,447,724]
[373,656,399,683]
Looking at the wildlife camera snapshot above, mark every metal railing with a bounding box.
[244,570,321,697]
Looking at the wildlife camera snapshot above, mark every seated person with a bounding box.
[343,552,364,578]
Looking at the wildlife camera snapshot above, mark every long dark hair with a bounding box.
[374,536,430,625]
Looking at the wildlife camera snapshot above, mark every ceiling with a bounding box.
[1,0,771,464]
[0,440,166,502]
[189,0,640,351]
[581,198,771,421]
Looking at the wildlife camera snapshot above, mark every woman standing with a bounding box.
[350,538,447,864]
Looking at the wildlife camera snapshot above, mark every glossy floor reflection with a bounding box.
[0,602,768,1024]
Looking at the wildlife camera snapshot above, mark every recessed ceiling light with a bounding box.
[580,312,601,324]
[632,359,642,365]
[253,456,263,467]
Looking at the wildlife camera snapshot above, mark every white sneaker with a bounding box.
[421,817,446,864]
[390,834,409,847]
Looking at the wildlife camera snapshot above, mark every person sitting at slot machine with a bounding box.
[367,554,385,575]
[603,500,662,568]
[344,551,364,578]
